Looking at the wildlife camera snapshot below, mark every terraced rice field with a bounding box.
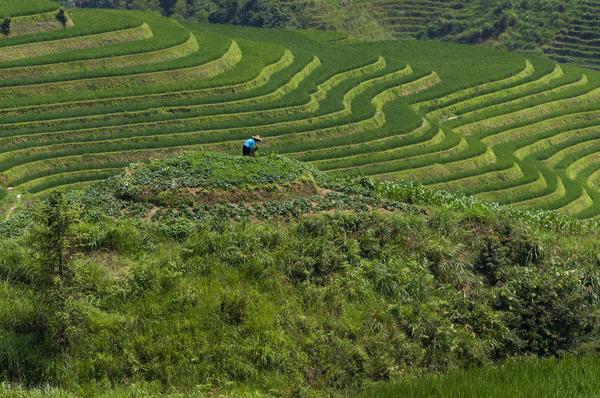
[1,1,600,218]
[291,0,479,41]
[544,0,600,69]
[0,0,73,38]
[304,0,600,71]
[372,0,479,39]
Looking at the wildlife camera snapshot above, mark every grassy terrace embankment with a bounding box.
[544,0,600,69]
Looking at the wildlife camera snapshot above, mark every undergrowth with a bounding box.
[0,152,599,397]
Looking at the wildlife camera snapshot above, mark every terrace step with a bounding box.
[0,10,72,38]
[0,22,153,63]
[0,40,242,99]
[0,33,200,81]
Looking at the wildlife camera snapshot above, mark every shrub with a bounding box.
[101,221,145,254]
[1,16,10,35]
[0,240,34,284]
[31,192,78,281]
[498,265,596,356]
[474,238,506,285]
[219,290,248,325]
[56,8,68,26]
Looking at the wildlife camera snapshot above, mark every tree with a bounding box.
[34,192,76,279]
[185,0,214,20]
[208,0,239,24]
[208,0,289,27]
[1,16,10,35]
[238,0,289,27]
[31,192,82,351]
[159,0,177,15]
[129,0,162,11]
[56,8,69,26]
[172,0,188,17]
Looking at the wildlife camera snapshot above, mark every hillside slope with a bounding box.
[1,151,599,397]
[63,0,600,68]
[1,0,600,222]
[296,0,600,69]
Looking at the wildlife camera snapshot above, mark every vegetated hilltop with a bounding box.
[1,151,600,397]
[2,0,600,219]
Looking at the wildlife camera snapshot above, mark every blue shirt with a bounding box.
[243,138,257,150]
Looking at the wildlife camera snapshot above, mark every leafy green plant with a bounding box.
[474,237,506,285]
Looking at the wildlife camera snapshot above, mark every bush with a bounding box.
[101,221,145,254]
[474,237,506,286]
[1,16,10,35]
[56,8,68,26]
[498,265,596,356]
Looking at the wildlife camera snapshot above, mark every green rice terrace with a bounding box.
[1,0,600,219]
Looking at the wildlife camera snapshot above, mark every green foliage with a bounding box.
[208,0,290,27]
[32,192,77,279]
[55,8,68,26]
[1,16,11,35]
[474,238,506,286]
[73,0,293,27]
[30,192,85,354]
[1,206,599,394]
[0,152,599,395]
[498,265,595,356]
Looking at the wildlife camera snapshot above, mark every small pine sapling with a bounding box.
[31,191,82,351]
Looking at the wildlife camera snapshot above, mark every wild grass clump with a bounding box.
[55,8,67,26]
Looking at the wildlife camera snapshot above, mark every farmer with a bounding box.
[242,135,262,157]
